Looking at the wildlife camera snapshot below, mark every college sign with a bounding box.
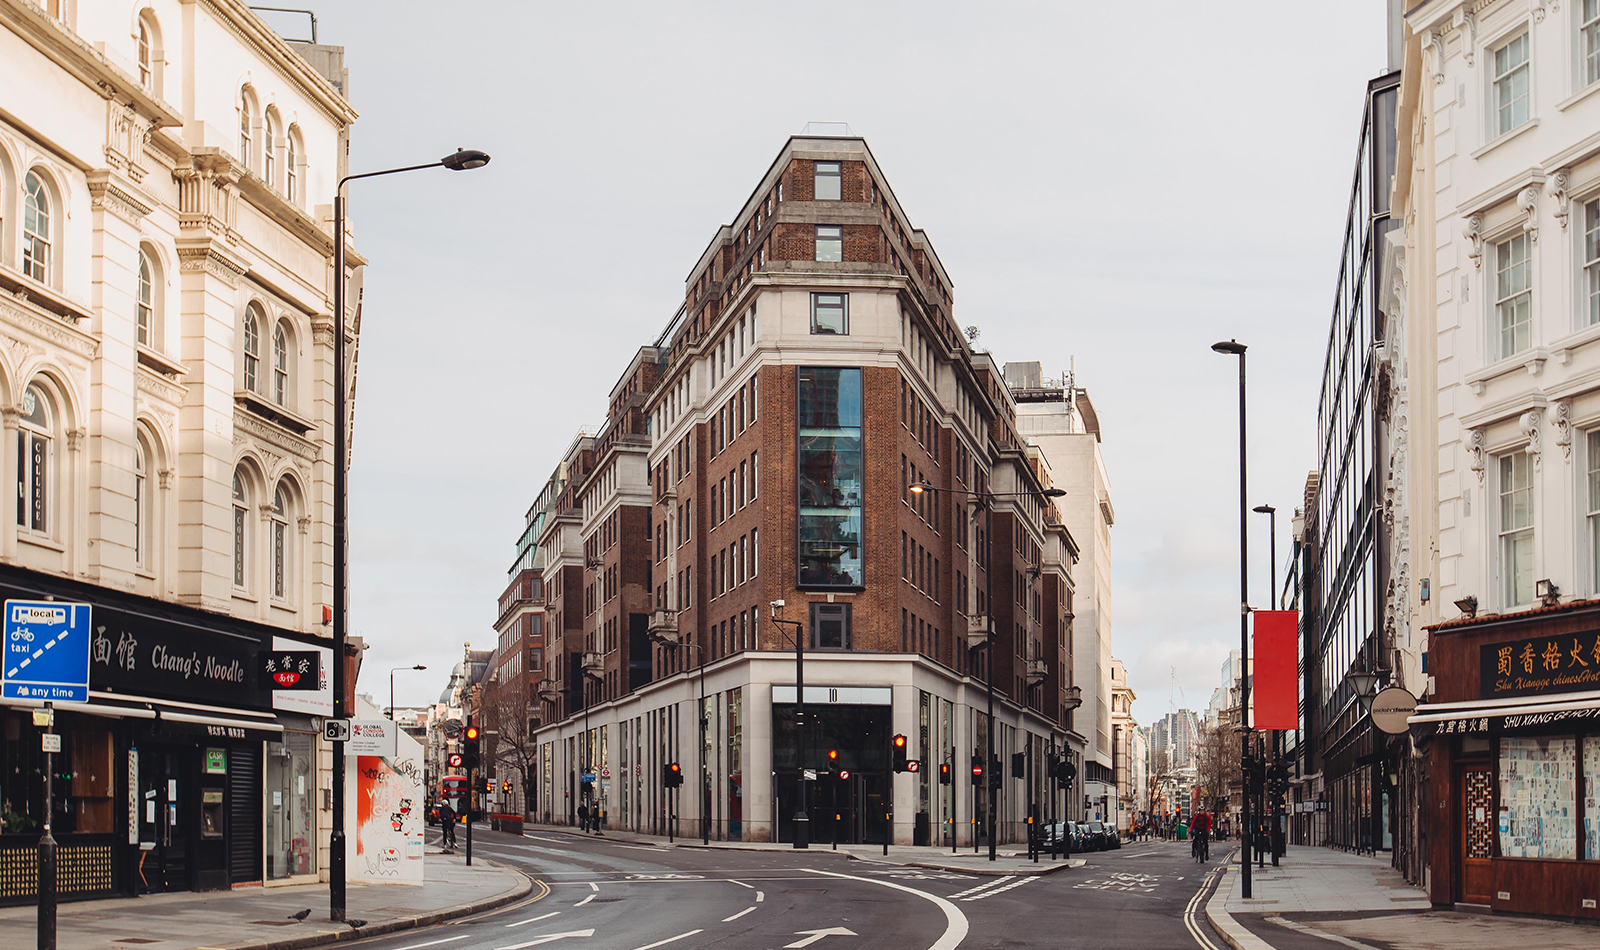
[1480,634,1600,698]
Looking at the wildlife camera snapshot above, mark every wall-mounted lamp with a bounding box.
[1453,595,1477,619]
[1535,579,1560,607]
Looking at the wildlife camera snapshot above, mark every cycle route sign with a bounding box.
[2,599,93,701]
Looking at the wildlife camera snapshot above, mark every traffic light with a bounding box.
[938,762,952,785]
[501,779,511,793]
[990,754,1002,789]
[828,749,839,767]
[463,721,481,771]
[663,762,682,788]
[892,735,908,773]
[1011,752,1026,779]
[483,778,494,794]
[971,755,983,786]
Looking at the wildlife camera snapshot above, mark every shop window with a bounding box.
[1498,735,1577,859]
[1586,736,1600,859]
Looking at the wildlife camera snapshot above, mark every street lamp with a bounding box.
[389,664,426,755]
[1211,338,1253,900]
[909,478,1066,861]
[770,602,809,849]
[330,147,489,922]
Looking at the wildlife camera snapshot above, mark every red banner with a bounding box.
[1252,610,1299,730]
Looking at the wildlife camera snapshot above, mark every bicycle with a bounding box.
[1191,829,1210,864]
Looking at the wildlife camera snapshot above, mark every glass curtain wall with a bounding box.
[797,367,863,587]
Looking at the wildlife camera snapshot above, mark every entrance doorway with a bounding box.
[1459,764,1493,904]
[136,745,191,893]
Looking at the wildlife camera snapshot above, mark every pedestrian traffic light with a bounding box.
[663,762,682,788]
[463,721,481,771]
[971,755,983,785]
[1011,752,1026,779]
[892,734,908,773]
[939,761,952,785]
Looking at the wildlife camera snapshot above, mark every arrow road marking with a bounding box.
[785,927,858,948]
[506,912,560,928]
[804,868,968,950]
[495,930,595,950]
[626,930,702,950]
[574,895,595,907]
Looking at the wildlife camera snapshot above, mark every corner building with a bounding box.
[525,134,1087,845]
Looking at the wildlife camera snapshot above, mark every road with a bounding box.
[348,828,1229,950]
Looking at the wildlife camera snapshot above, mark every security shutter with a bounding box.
[228,743,262,883]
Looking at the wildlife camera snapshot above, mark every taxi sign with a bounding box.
[3,600,92,702]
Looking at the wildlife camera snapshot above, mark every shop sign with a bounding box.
[205,748,227,774]
[346,719,391,756]
[1480,634,1600,699]
[271,637,332,716]
[91,612,269,709]
[259,650,321,690]
[1371,687,1419,734]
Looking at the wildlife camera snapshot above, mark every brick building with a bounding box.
[517,132,1088,845]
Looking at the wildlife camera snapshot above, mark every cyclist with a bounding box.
[1191,810,1212,863]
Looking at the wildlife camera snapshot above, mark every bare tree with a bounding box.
[492,682,540,818]
[1193,722,1239,819]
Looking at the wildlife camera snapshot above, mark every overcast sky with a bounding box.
[278,1,1389,720]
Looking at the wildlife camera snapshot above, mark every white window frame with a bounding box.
[137,251,154,347]
[1587,430,1600,594]
[1585,198,1600,327]
[1492,31,1531,137]
[243,305,262,392]
[272,323,289,406]
[137,19,152,88]
[1495,232,1532,358]
[271,484,289,600]
[238,91,255,170]
[22,172,51,284]
[1584,0,1600,89]
[286,130,299,204]
[1498,451,1535,607]
[264,112,279,189]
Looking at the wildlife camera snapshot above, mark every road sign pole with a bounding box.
[38,701,56,950]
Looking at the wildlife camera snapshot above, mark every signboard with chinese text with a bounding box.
[91,612,267,709]
[271,636,333,715]
[259,650,321,690]
[1480,634,1600,698]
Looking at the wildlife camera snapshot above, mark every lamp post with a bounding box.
[1211,338,1252,900]
[329,148,488,922]
[1252,503,1284,866]
[1345,662,1381,856]
[910,479,1065,861]
[769,605,808,848]
[389,664,426,756]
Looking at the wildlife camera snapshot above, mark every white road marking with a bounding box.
[727,879,754,888]
[617,845,669,852]
[958,876,1036,901]
[755,890,765,902]
[495,931,595,950]
[390,937,470,950]
[588,882,600,891]
[506,912,560,928]
[945,878,1011,900]
[803,868,968,950]
[1264,915,1385,950]
[574,894,595,906]
[721,906,756,922]
[785,927,857,948]
[625,930,702,950]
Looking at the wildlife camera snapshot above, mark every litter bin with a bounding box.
[1177,822,1188,840]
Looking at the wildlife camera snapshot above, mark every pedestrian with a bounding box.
[577,802,589,833]
[439,800,457,849]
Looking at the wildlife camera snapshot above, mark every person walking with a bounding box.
[439,800,458,849]
[577,802,590,833]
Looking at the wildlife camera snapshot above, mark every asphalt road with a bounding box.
[349,829,1231,950]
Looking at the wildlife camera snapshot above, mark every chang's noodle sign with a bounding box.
[1480,633,1600,699]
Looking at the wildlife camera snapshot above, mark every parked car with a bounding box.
[1104,822,1123,850]
[1041,821,1072,854]
[1086,820,1112,851]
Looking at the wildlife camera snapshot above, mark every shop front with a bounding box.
[1415,602,1600,920]
[0,565,328,904]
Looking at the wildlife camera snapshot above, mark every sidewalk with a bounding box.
[521,821,1085,875]
[0,850,533,950]
[1204,845,1597,950]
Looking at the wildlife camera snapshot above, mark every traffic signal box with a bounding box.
[663,762,683,788]
[463,722,481,771]
[892,735,908,773]
[1011,752,1026,779]
[971,755,984,786]
[938,762,952,785]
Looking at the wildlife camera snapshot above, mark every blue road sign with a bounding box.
[2,599,92,702]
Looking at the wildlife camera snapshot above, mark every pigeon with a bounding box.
[347,920,367,929]
[287,910,311,922]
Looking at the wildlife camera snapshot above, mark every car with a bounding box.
[1086,820,1112,851]
[1104,822,1123,849]
[1041,821,1072,854]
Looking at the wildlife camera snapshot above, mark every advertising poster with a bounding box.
[346,700,424,884]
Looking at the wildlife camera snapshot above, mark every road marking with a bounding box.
[755,890,765,902]
[1263,916,1385,950]
[958,876,1036,901]
[785,927,857,948]
[617,845,669,852]
[574,895,595,907]
[722,906,756,922]
[727,879,753,888]
[623,873,702,881]
[1183,865,1223,950]
[625,930,702,950]
[803,868,968,950]
[390,937,470,950]
[946,878,1011,900]
[588,882,600,891]
[496,930,595,950]
[507,912,561,928]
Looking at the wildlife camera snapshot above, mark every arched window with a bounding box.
[243,304,262,392]
[272,323,288,405]
[137,250,154,346]
[238,90,255,170]
[134,434,148,565]
[285,129,298,204]
[17,384,53,534]
[23,172,50,283]
[232,470,248,589]
[137,20,152,88]
[271,484,289,599]
[264,111,279,187]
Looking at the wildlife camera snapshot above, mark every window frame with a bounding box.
[1492,31,1531,137]
[1585,199,1600,328]
[22,172,51,284]
[814,161,842,201]
[1498,451,1535,608]
[1494,232,1533,358]
[243,304,263,393]
[272,323,289,406]
[1584,0,1600,89]
[16,384,53,537]
[232,471,249,591]
[815,224,843,262]
[809,602,852,650]
[137,250,154,347]
[810,292,847,335]
[270,484,289,601]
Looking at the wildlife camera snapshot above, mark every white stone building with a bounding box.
[0,0,357,901]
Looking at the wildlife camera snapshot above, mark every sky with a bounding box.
[275,1,1391,721]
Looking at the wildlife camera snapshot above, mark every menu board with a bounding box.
[1498,736,1577,859]
[1585,737,1600,861]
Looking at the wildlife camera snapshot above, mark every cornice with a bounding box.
[233,409,319,463]
[85,170,153,225]
[0,0,183,128]
[0,295,98,361]
[186,0,359,126]
[134,363,187,405]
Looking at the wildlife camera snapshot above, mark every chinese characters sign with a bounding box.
[258,650,321,691]
[1480,634,1600,698]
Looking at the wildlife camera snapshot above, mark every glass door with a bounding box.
[264,732,315,881]
[136,745,190,893]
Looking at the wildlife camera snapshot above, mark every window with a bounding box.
[233,471,248,589]
[1499,452,1534,606]
[286,130,299,204]
[137,19,152,88]
[272,324,289,406]
[1586,200,1600,326]
[137,251,154,347]
[1589,430,1600,592]
[16,385,51,534]
[134,433,150,566]
[1495,233,1532,357]
[271,485,289,599]
[810,603,851,649]
[22,173,50,283]
[810,292,847,335]
[814,161,841,201]
[239,93,254,169]
[1586,0,1600,87]
[243,305,262,392]
[1499,736,1578,858]
[264,112,279,188]
[815,225,842,262]
[797,367,863,587]
[1493,33,1530,135]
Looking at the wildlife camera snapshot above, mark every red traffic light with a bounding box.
[668,762,681,774]
[464,725,479,741]
[893,734,907,749]
[827,749,838,761]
